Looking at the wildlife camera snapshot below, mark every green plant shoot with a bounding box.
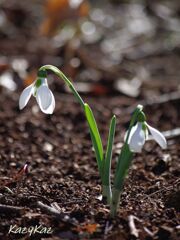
[19,65,167,217]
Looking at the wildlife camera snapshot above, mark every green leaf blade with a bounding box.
[103,115,116,186]
[84,103,104,174]
[114,143,133,190]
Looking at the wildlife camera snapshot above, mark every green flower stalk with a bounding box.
[38,66,85,109]
[110,105,143,217]
[19,65,114,195]
[102,115,116,204]
[110,105,167,217]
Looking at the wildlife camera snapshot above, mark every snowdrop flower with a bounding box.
[127,121,167,153]
[19,77,55,114]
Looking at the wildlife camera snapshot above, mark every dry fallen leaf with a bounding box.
[11,163,29,183]
[2,163,29,188]
[40,0,90,36]
[74,223,98,234]
[24,70,37,87]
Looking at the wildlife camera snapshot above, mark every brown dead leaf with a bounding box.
[2,163,29,188]
[14,163,29,181]
[40,0,90,36]
[74,223,98,234]
[44,0,69,15]
[0,62,9,73]
[79,1,89,17]
[24,70,37,86]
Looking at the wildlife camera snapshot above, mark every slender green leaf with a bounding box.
[114,143,133,190]
[84,103,104,174]
[103,115,116,186]
[111,144,133,217]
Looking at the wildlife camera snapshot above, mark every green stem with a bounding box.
[113,143,133,190]
[102,115,116,204]
[110,105,143,217]
[38,65,85,108]
[110,188,121,218]
[110,145,133,217]
[102,185,112,204]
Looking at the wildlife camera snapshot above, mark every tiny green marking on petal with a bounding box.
[142,122,147,131]
[142,122,148,139]
[137,111,146,122]
[35,79,42,88]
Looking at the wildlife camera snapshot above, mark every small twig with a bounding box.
[37,201,76,226]
[161,128,180,139]
[143,227,154,237]
[143,91,180,106]
[128,215,141,238]
[104,221,113,236]
[0,203,24,215]
[37,201,63,216]
[61,199,86,205]
[28,193,51,205]
[4,186,14,194]
[126,91,180,113]
[51,202,62,212]
[128,215,156,238]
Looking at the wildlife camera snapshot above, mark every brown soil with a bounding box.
[0,90,179,240]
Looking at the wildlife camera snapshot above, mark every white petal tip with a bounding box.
[130,146,142,153]
[161,142,167,149]
[19,84,33,110]
[42,109,54,115]
[36,85,55,114]
[147,124,167,150]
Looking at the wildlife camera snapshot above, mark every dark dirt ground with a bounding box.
[0,0,180,239]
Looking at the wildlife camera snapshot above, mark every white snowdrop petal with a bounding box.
[129,122,145,152]
[145,128,149,140]
[41,91,55,114]
[36,86,55,114]
[147,124,167,149]
[129,134,144,152]
[124,131,128,142]
[36,85,52,110]
[124,124,138,143]
[130,143,143,153]
[41,78,48,86]
[19,84,33,110]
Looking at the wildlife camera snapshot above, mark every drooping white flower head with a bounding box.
[126,121,167,153]
[19,77,55,114]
